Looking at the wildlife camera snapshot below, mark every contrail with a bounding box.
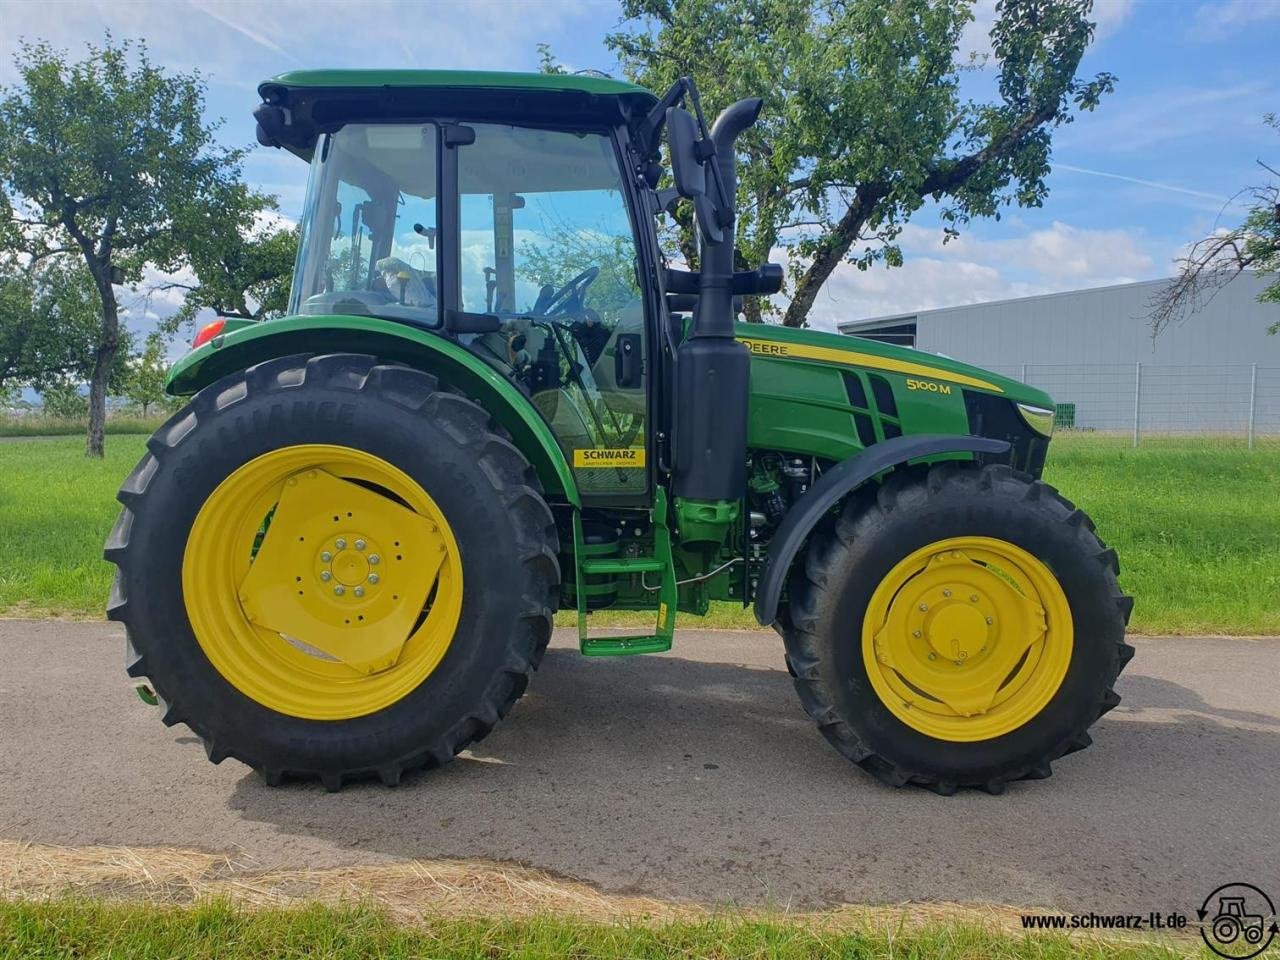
[1053,162,1227,202]
[188,0,304,65]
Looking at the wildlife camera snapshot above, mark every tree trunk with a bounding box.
[742,296,764,323]
[85,276,119,459]
[781,190,874,328]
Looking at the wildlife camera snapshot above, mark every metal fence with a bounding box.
[981,363,1280,448]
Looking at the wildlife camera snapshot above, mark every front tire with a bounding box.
[781,462,1133,794]
[104,353,560,789]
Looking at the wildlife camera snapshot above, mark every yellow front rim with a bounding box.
[862,536,1072,742]
[182,444,463,720]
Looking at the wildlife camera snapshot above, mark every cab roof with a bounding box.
[261,69,652,99]
[256,70,658,158]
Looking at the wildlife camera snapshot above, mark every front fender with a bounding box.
[753,434,1011,626]
[167,314,580,506]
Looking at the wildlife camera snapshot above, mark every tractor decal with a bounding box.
[573,448,647,467]
[738,337,1004,393]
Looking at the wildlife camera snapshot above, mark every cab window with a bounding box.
[290,124,439,326]
[454,124,648,500]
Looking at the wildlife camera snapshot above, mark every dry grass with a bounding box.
[0,840,692,924]
[0,839,1160,940]
[0,841,1194,958]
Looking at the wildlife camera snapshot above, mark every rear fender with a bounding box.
[166,314,580,506]
[753,434,1011,626]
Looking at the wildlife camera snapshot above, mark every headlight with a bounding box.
[1016,403,1055,437]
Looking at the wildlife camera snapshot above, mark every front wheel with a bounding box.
[782,462,1133,794]
[104,353,560,789]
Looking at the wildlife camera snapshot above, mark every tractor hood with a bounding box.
[734,321,1054,408]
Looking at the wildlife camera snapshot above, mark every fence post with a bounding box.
[1133,362,1142,448]
[1247,363,1258,450]
[1020,362,1027,384]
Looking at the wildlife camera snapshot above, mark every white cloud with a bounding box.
[796,220,1160,331]
[0,0,596,85]
[1192,0,1280,37]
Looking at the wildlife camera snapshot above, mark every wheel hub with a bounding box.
[238,468,444,675]
[319,537,377,589]
[921,594,989,663]
[864,537,1072,741]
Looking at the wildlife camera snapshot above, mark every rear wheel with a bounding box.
[105,353,560,789]
[782,462,1133,794]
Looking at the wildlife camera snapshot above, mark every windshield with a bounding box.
[289,123,440,325]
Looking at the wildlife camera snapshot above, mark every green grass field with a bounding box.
[0,414,167,437]
[0,899,1191,960]
[0,434,1276,633]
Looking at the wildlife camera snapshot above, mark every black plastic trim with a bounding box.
[752,433,1011,626]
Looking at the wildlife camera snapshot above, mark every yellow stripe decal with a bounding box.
[739,338,1003,393]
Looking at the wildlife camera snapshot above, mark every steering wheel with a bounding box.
[539,266,599,317]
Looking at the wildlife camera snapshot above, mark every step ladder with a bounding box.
[572,489,677,656]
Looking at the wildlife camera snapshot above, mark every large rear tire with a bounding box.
[781,462,1133,794]
[104,353,560,789]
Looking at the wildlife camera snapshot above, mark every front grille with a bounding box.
[963,391,1048,477]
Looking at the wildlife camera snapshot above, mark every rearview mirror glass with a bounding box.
[665,107,705,199]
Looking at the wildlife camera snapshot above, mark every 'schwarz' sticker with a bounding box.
[574,448,646,468]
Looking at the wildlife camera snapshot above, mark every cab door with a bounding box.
[446,122,651,504]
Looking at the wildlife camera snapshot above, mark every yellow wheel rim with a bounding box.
[862,536,1072,742]
[183,444,463,720]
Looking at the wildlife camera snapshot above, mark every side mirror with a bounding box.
[665,107,705,199]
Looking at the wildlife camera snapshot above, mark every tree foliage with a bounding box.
[122,332,172,417]
[1150,114,1280,336]
[0,256,100,389]
[606,0,1115,326]
[158,192,298,337]
[0,35,248,455]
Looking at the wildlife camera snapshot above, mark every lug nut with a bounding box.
[919,603,928,612]
[320,571,332,582]
[970,595,978,602]
[368,554,380,565]
[912,629,922,638]
[986,616,993,625]
[321,551,332,562]
[335,538,346,549]
[943,589,952,598]
[354,586,364,597]
[928,652,936,661]
[355,539,366,551]
[334,585,345,596]
[368,573,379,584]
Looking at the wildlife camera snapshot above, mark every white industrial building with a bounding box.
[838,273,1280,436]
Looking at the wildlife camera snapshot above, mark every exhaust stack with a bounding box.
[671,98,763,504]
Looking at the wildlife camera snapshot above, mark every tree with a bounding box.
[1150,114,1280,336]
[605,0,1115,326]
[0,256,100,390]
[40,379,88,420]
[123,333,171,418]
[0,36,249,456]
[158,185,298,338]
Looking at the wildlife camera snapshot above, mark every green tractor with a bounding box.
[105,70,1133,794]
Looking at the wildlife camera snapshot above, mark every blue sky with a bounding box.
[1,0,1277,333]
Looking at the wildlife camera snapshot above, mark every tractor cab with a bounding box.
[264,71,666,501]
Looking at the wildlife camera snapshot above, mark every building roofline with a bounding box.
[837,276,1183,332]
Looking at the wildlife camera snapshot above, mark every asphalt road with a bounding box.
[2,619,1278,914]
